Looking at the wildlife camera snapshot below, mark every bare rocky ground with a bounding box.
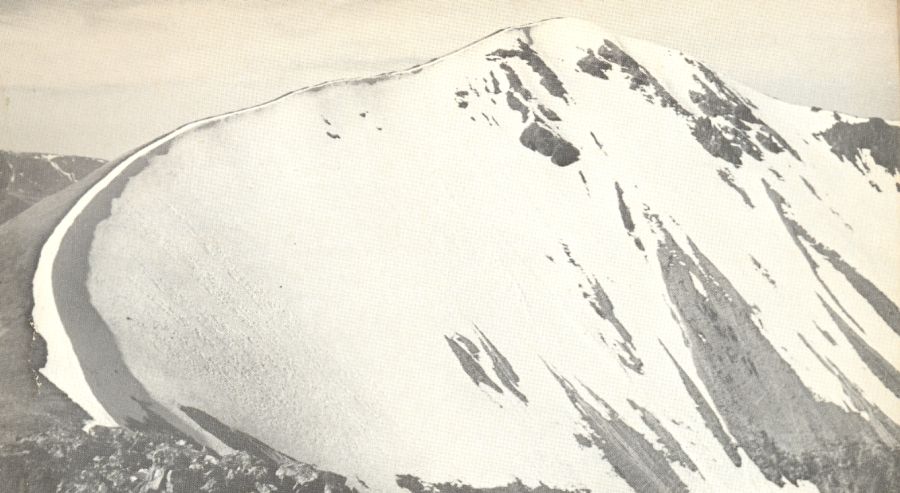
[0,426,353,493]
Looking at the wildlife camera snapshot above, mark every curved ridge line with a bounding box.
[29,16,573,428]
[31,99,292,428]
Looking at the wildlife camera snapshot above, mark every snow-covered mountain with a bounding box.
[0,150,105,224]
[30,18,900,492]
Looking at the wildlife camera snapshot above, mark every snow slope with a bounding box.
[33,18,900,492]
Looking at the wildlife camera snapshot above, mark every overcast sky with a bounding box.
[1,0,898,159]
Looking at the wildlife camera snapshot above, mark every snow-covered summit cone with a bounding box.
[33,17,900,492]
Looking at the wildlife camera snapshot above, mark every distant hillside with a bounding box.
[0,151,106,224]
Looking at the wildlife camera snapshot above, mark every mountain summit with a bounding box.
[29,18,900,492]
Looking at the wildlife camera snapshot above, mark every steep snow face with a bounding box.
[37,18,900,492]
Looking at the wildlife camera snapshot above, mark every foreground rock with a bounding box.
[0,426,354,493]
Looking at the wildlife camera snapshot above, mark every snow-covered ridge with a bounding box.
[32,17,899,492]
[27,19,583,431]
